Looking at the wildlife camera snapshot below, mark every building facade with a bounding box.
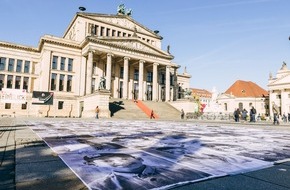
[0,11,186,117]
[216,80,269,116]
[268,62,290,117]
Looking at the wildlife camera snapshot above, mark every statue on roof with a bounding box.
[117,4,133,16]
[281,61,288,70]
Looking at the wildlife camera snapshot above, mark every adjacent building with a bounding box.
[268,62,290,117]
[0,9,189,117]
[216,80,269,116]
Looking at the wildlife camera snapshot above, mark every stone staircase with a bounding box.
[109,99,148,119]
[141,101,181,120]
[109,98,181,120]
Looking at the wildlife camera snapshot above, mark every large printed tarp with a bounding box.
[32,91,54,105]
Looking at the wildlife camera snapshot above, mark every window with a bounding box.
[0,74,4,90]
[15,76,21,89]
[91,78,95,93]
[23,77,29,90]
[51,73,57,90]
[68,58,73,71]
[60,57,65,71]
[161,73,165,85]
[147,71,152,82]
[120,67,124,79]
[170,75,174,85]
[67,75,72,92]
[0,57,6,70]
[52,56,58,69]
[100,27,104,36]
[58,101,64,110]
[134,69,139,81]
[106,28,110,36]
[24,61,30,73]
[7,75,13,88]
[59,74,64,91]
[224,103,227,111]
[239,102,243,110]
[21,103,27,110]
[276,94,281,99]
[5,103,11,109]
[16,60,22,72]
[288,94,290,98]
[8,58,14,72]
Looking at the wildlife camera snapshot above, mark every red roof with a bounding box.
[225,80,268,97]
[191,88,212,98]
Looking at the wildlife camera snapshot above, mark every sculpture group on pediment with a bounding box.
[117,4,132,16]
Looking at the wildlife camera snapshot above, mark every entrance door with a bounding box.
[147,85,152,101]
[119,81,123,98]
[134,83,139,100]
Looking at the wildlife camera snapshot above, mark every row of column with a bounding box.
[84,51,172,101]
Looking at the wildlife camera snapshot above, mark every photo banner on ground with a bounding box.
[0,88,27,104]
[32,91,54,105]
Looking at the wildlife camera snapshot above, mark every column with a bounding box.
[281,89,287,115]
[86,51,93,95]
[138,60,145,100]
[165,65,171,101]
[80,56,87,96]
[152,63,159,101]
[106,53,113,90]
[123,57,130,99]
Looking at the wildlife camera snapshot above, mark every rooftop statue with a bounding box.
[281,61,288,70]
[117,4,133,16]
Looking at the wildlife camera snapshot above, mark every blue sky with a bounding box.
[1,0,290,93]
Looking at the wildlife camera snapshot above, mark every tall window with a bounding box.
[51,73,57,90]
[134,69,139,81]
[7,75,13,88]
[91,78,95,93]
[60,57,66,71]
[68,58,73,71]
[0,74,4,90]
[161,73,165,85]
[0,57,6,70]
[59,74,64,91]
[147,71,153,82]
[16,60,23,72]
[24,61,30,73]
[52,56,58,70]
[239,102,243,110]
[67,75,72,92]
[15,76,21,89]
[224,103,228,111]
[120,67,124,79]
[170,75,174,85]
[8,58,15,72]
[23,77,29,90]
[58,101,64,110]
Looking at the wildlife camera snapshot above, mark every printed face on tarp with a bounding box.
[32,91,54,105]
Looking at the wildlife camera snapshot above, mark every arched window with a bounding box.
[239,102,243,110]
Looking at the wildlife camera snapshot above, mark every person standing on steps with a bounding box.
[95,106,100,119]
[181,109,185,119]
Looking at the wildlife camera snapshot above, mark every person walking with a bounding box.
[150,110,155,119]
[250,106,256,122]
[181,109,185,119]
[273,112,279,125]
[95,106,100,119]
[242,109,248,121]
[234,108,240,122]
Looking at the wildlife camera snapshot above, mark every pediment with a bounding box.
[91,37,172,58]
[268,74,290,86]
[216,93,234,100]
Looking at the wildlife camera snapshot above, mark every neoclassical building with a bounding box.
[268,62,290,117]
[0,9,187,118]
